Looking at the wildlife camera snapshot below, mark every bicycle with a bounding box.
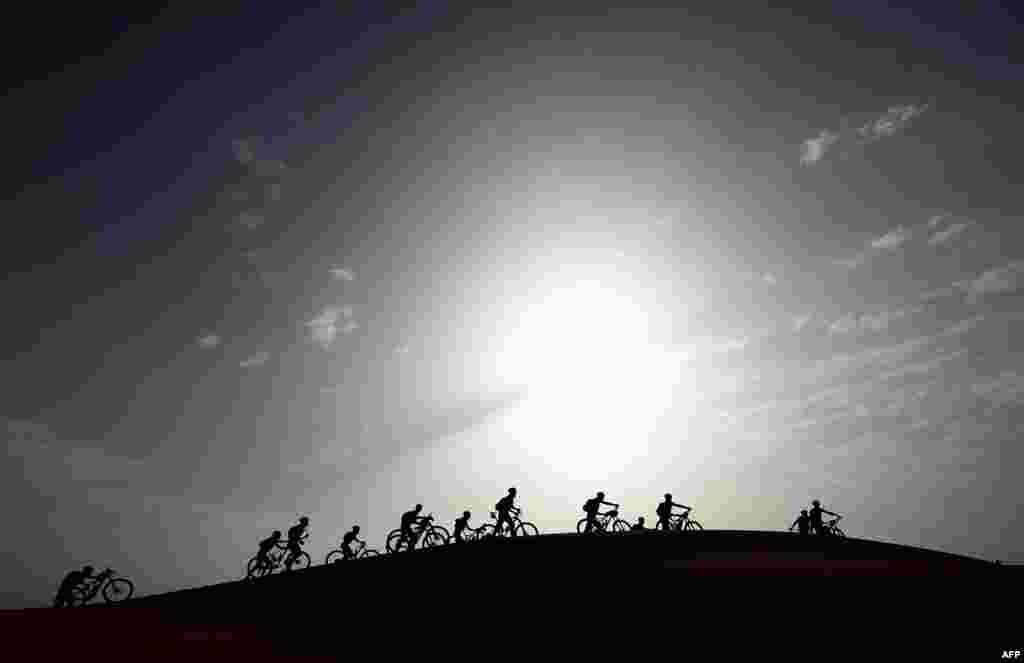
[385,514,449,552]
[246,539,311,579]
[485,509,540,538]
[68,568,135,605]
[820,516,845,538]
[656,509,703,532]
[324,540,381,564]
[576,509,631,534]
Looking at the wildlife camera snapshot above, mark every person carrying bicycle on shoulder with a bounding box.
[494,487,520,537]
[453,510,472,544]
[582,491,619,534]
[808,500,839,536]
[53,565,94,608]
[399,504,431,552]
[789,510,811,536]
[656,493,692,532]
[340,525,363,560]
[256,530,282,570]
[285,517,310,569]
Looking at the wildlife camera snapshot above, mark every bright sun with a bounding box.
[492,276,684,480]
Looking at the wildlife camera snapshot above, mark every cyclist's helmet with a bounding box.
[352,525,360,533]
[272,530,282,537]
[509,487,517,495]
[664,493,672,500]
[596,491,605,499]
[463,510,471,518]
[415,503,423,511]
[638,517,645,524]
[82,565,94,575]
[812,500,820,506]
[299,516,309,524]
[800,510,808,515]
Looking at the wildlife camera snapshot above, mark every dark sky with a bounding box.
[3,1,1022,606]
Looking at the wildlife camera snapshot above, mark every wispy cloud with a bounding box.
[800,130,840,164]
[928,222,969,246]
[197,333,221,349]
[307,306,356,348]
[240,352,270,368]
[970,260,1024,297]
[800,103,931,165]
[330,267,356,282]
[870,226,910,251]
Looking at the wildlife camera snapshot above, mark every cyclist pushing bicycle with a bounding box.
[255,530,282,571]
[453,510,472,544]
[655,494,692,532]
[398,504,431,552]
[809,500,840,537]
[582,491,619,534]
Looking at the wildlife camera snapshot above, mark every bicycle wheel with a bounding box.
[431,524,451,541]
[422,530,447,549]
[476,524,497,540]
[102,578,134,603]
[325,550,346,565]
[612,519,631,534]
[360,549,381,558]
[246,556,266,580]
[832,527,846,539]
[516,521,540,537]
[286,552,311,571]
[386,530,406,553]
[576,518,590,534]
[684,520,703,531]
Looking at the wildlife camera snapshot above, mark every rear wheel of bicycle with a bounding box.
[286,552,311,571]
[361,549,381,558]
[431,524,451,541]
[612,519,631,534]
[516,522,540,537]
[684,520,703,531]
[102,578,134,603]
[422,530,447,548]
[476,524,497,540]
[246,556,265,580]
[325,550,346,565]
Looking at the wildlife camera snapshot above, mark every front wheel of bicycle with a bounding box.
[386,530,407,553]
[422,530,447,549]
[516,522,540,537]
[246,556,266,580]
[832,527,846,539]
[102,578,134,603]
[612,519,631,534]
[684,520,703,531]
[476,524,497,540]
[576,518,591,534]
[325,550,346,565]
[285,552,311,571]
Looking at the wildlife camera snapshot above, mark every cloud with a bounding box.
[307,306,356,348]
[240,352,270,368]
[970,260,1024,297]
[330,267,356,281]
[800,130,840,164]
[197,333,221,349]
[928,221,970,246]
[870,226,910,250]
[800,103,930,165]
[828,307,921,335]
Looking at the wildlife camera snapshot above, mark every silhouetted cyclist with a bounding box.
[631,516,646,531]
[656,493,692,531]
[340,526,362,560]
[582,491,619,533]
[399,504,430,552]
[285,517,310,569]
[789,510,811,535]
[54,565,94,607]
[453,511,471,544]
[808,500,839,536]
[494,487,520,537]
[256,530,282,570]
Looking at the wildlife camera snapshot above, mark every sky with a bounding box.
[2,1,1022,606]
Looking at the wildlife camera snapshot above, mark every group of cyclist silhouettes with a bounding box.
[247,489,844,574]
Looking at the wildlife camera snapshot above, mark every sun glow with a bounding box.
[492,275,688,479]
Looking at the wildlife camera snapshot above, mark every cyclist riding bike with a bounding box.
[656,493,692,532]
[582,491,619,534]
[631,516,647,532]
[340,526,363,560]
[809,500,839,536]
[453,510,471,544]
[285,517,310,569]
[256,530,282,570]
[53,565,94,608]
[494,487,520,538]
[789,510,811,536]
[399,504,431,551]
